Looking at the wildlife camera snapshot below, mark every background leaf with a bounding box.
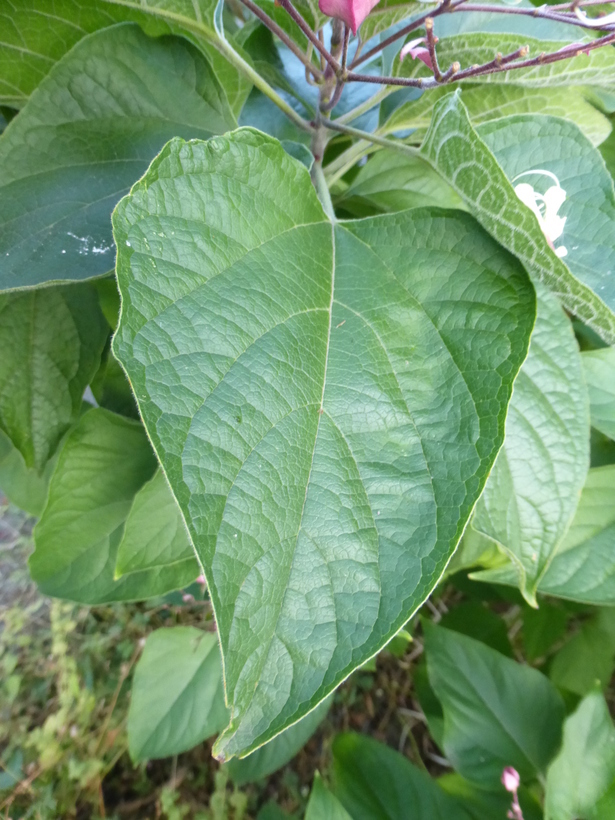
[474,466,615,605]
[549,610,615,697]
[473,283,589,605]
[305,773,352,820]
[583,347,615,441]
[331,732,472,819]
[424,622,565,787]
[545,690,615,820]
[383,84,612,148]
[0,23,235,290]
[0,283,108,470]
[29,408,196,603]
[113,129,534,758]
[128,626,228,761]
[115,469,199,585]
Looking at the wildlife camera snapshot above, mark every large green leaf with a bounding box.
[473,284,589,605]
[545,690,615,820]
[422,92,615,343]
[0,0,137,105]
[128,626,228,761]
[384,85,612,148]
[0,23,235,291]
[0,284,108,471]
[112,129,534,759]
[226,696,330,785]
[28,408,196,603]
[115,469,199,585]
[398,33,615,89]
[103,0,253,116]
[583,347,615,441]
[473,466,615,605]
[331,733,472,819]
[424,622,565,787]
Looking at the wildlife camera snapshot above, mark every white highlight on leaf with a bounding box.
[513,170,568,258]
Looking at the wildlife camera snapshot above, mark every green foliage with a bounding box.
[2,0,615,812]
[545,690,615,820]
[424,622,565,786]
[129,626,228,761]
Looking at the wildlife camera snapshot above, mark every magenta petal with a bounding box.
[319,0,381,34]
[400,39,433,69]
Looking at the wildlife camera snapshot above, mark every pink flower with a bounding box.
[400,37,433,69]
[318,0,381,35]
[502,767,520,793]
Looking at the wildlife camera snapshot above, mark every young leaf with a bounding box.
[473,466,615,605]
[306,773,352,820]
[424,622,565,787]
[384,85,612,148]
[545,690,615,820]
[0,284,108,471]
[225,697,331,785]
[128,626,228,761]
[331,732,472,819]
[421,92,615,343]
[473,283,589,605]
[0,23,235,291]
[115,469,199,584]
[112,129,534,759]
[28,408,194,604]
[583,347,615,441]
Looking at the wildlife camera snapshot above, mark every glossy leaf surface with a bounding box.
[113,129,534,758]
[0,23,235,290]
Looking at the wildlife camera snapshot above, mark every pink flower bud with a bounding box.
[195,574,206,586]
[400,38,433,70]
[318,0,381,35]
[501,766,520,793]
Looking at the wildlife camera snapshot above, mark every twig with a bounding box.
[322,116,421,159]
[341,24,350,72]
[351,0,467,70]
[238,0,323,79]
[424,18,442,81]
[278,0,341,72]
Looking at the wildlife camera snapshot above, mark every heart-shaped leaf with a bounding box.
[112,129,534,758]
